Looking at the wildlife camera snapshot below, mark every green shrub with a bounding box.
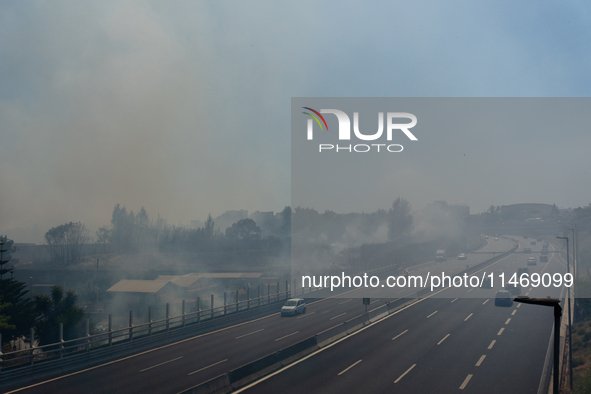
[573,358,586,368]
[574,340,583,351]
[579,328,586,336]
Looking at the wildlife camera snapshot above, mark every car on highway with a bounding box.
[527,257,537,266]
[539,255,548,263]
[457,253,467,260]
[481,277,492,288]
[523,247,531,253]
[543,241,549,247]
[495,290,514,307]
[281,298,306,316]
[505,283,521,296]
[517,267,529,275]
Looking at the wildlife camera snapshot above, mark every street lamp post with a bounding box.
[515,296,562,394]
[557,235,573,390]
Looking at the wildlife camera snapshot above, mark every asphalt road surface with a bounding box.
[3,236,566,394]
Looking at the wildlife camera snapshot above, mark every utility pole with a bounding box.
[557,236,573,390]
[96,258,99,312]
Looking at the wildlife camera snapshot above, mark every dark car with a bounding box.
[495,290,514,307]
[481,277,492,289]
[517,267,529,275]
[505,283,521,296]
[540,255,548,263]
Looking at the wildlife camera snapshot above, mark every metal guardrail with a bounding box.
[0,286,293,373]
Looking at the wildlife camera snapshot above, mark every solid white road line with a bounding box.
[427,311,438,318]
[338,360,362,376]
[394,364,416,383]
[188,359,228,375]
[139,356,183,372]
[330,312,347,320]
[392,330,408,341]
[438,334,450,345]
[465,313,473,321]
[275,331,299,341]
[235,329,264,339]
[370,299,381,305]
[488,340,496,349]
[459,374,473,389]
[475,355,486,367]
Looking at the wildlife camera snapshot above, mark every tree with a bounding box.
[0,296,15,331]
[0,235,37,342]
[34,285,86,346]
[45,222,89,266]
[280,206,292,237]
[387,197,413,241]
[225,219,262,241]
[204,214,215,239]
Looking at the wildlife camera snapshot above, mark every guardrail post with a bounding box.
[59,323,64,358]
[210,295,214,320]
[182,300,186,327]
[258,286,261,307]
[108,314,112,346]
[148,307,152,336]
[129,310,133,341]
[247,288,250,310]
[235,290,239,313]
[30,327,34,365]
[166,303,170,331]
[0,333,3,372]
[197,297,201,323]
[224,292,227,316]
[86,318,90,351]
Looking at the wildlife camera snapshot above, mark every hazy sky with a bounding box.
[1,1,591,243]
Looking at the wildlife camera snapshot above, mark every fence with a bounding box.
[0,281,295,373]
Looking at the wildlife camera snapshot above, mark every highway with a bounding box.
[238,238,567,394]
[2,236,567,393]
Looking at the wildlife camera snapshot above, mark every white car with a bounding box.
[281,298,306,316]
[457,253,467,260]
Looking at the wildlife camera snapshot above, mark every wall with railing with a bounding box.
[0,281,300,372]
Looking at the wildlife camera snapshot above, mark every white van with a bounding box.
[281,298,306,316]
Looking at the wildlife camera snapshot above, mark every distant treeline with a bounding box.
[93,199,412,254]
